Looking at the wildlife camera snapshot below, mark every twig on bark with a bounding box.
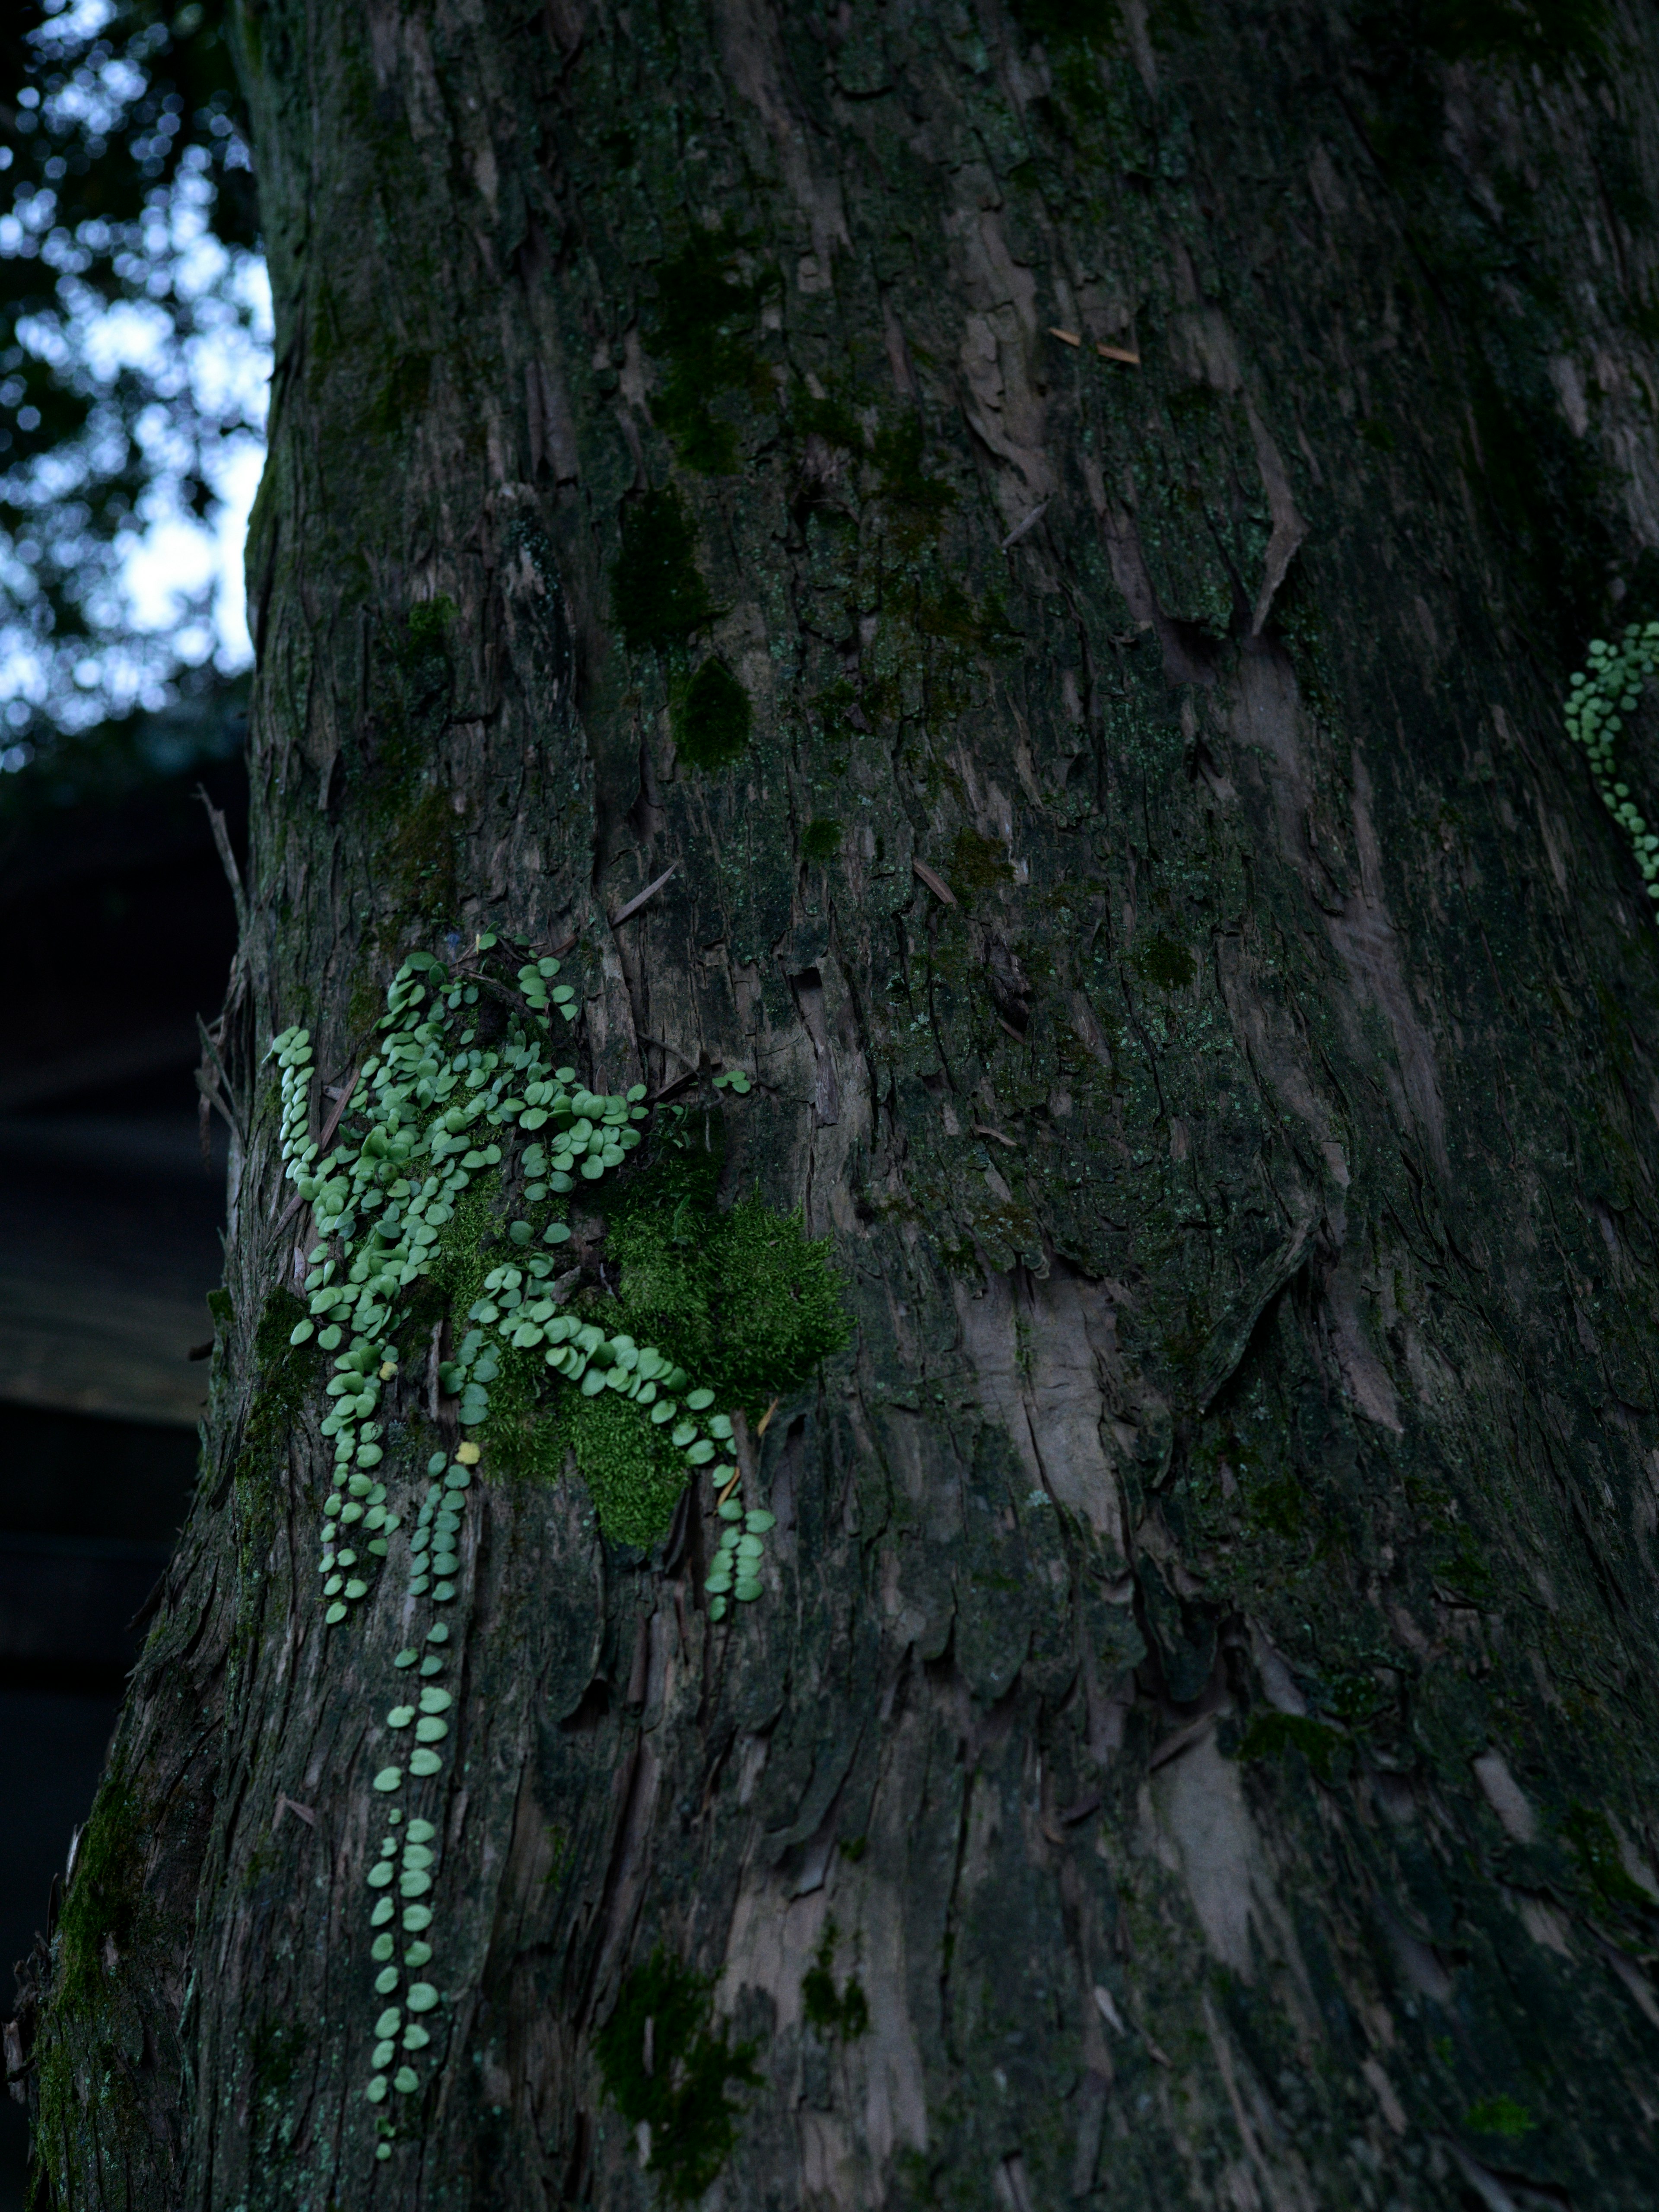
[196,783,248,933]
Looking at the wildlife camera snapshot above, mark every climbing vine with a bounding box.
[1564,619,1659,906]
[268,933,841,2157]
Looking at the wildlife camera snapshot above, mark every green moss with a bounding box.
[405,595,454,650]
[384,784,462,920]
[569,1386,691,1548]
[801,1922,870,2040]
[53,1776,148,2017]
[249,2015,308,2166]
[30,1769,158,2204]
[792,384,865,454]
[607,1182,849,1421]
[1245,1471,1307,1538]
[612,489,717,652]
[346,954,385,1046]
[871,415,955,549]
[426,1175,500,1327]
[1009,0,1117,43]
[1436,1524,1498,1608]
[242,1287,322,1487]
[672,658,751,772]
[707,1199,848,1404]
[368,348,433,440]
[1236,1710,1345,1783]
[594,1948,762,2203]
[1560,1803,1656,1913]
[1134,934,1197,992]
[917,583,1021,656]
[947,827,1014,902]
[800,817,844,861]
[1465,2093,1536,2138]
[477,1336,569,1484]
[646,226,779,474]
[1377,0,1608,68]
[362,600,457,817]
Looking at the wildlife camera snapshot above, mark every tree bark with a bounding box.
[17,2,1659,2206]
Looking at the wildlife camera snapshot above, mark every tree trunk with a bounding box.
[16,2,1659,2205]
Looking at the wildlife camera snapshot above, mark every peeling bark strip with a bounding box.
[20,3,1659,2208]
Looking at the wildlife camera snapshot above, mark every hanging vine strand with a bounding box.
[270,934,781,2148]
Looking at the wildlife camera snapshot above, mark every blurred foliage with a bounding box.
[0,664,245,830]
[0,0,263,783]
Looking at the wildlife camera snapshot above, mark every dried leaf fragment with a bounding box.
[912,858,957,907]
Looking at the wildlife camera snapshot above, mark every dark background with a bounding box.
[0,719,243,2208]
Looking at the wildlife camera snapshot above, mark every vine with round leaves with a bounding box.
[269,935,775,2155]
[1564,620,1659,908]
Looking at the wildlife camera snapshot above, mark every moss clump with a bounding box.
[1135,934,1198,992]
[606,1180,849,1422]
[1009,0,1119,40]
[32,1771,153,2200]
[249,2015,309,2167]
[594,1948,762,2204]
[425,1176,500,1326]
[52,1775,149,2016]
[1236,1710,1344,1783]
[646,226,778,474]
[801,1922,869,2040]
[476,1336,568,1484]
[672,658,751,772]
[363,599,456,814]
[242,1287,321,1485]
[1560,1803,1656,1913]
[612,489,716,652]
[918,583,1021,655]
[871,414,955,548]
[947,826,1014,902]
[1466,2093,1536,2138]
[800,817,843,861]
[1368,0,1608,70]
[569,1387,691,1548]
[384,784,461,920]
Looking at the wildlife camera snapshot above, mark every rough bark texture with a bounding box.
[18,2,1659,2206]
